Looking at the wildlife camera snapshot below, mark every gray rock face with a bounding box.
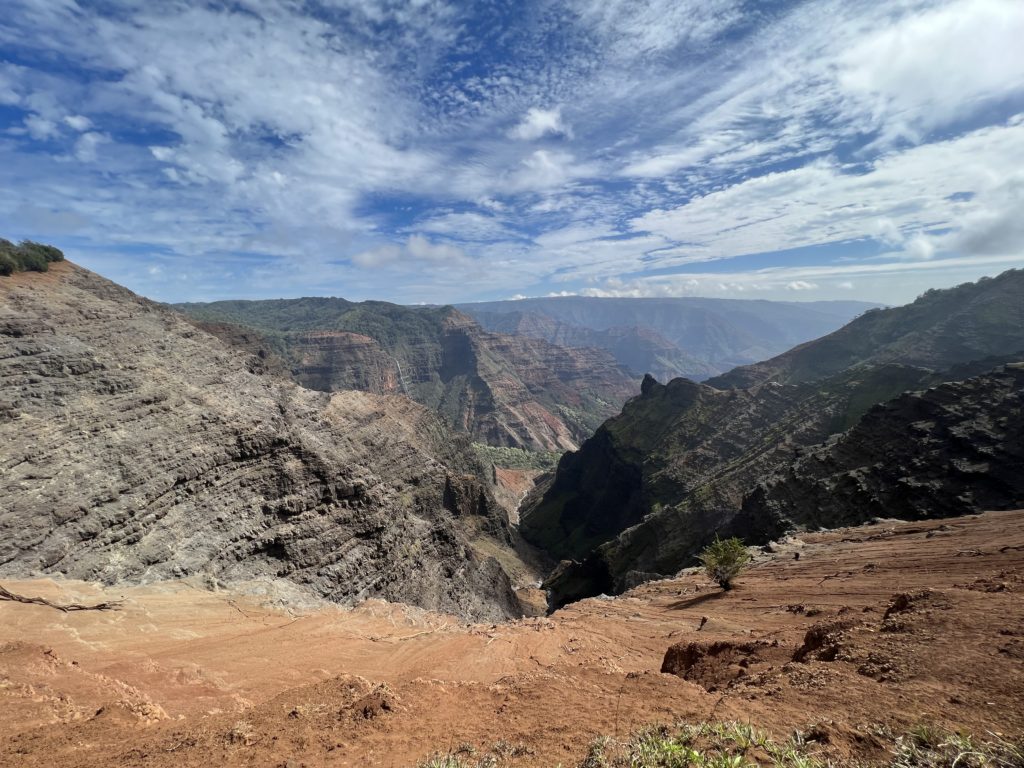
[737,365,1024,537]
[0,263,520,621]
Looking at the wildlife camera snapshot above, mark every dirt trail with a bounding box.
[2,511,1023,766]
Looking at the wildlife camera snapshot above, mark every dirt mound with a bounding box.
[792,618,862,662]
[661,640,791,692]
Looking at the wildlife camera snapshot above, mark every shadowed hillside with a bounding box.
[709,270,1024,388]
[521,271,1024,608]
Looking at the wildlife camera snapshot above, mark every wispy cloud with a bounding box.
[0,0,1021,304]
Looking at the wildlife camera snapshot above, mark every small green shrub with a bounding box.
[698,536,751,591]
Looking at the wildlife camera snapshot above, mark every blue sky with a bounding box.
[1,0,1023,305]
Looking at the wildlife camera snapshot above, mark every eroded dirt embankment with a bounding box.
[2,510,1023,767]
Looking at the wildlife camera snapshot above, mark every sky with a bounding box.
[1,0,1023,305]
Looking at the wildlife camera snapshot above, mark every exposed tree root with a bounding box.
[0,583,122,612]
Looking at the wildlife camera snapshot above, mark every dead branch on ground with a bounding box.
[0,583,122,612]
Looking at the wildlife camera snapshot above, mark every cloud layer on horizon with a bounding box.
[1,0,1023,305]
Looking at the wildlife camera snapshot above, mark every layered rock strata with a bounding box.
[0,263,519,620]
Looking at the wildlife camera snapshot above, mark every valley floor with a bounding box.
[2,511,1023,767]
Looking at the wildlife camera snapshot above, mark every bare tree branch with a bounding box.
[0,584,122,612]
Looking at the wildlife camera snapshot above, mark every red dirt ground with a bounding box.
[2,510,1022,767]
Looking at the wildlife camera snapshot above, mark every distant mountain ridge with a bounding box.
[457,296,881,381]
[709,271,1024,389]
[520,270,1024,608]
[176,298,638,452]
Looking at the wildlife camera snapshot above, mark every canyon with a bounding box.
[178,299,638,453]
[1,257,1022,767]
[458,295,879,381]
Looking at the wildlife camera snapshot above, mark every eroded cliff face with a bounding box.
[0,263,520,621]
[180,300,638,452]
[737,365,1024,538]
[522,366,940,607]
[464,309,717,383]
[288,331,400,394]
[438,311,637,451]
[523,365,946,563]
[458,296,880,379]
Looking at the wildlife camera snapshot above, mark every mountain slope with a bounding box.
[521,365,940,595]
[0,262,520,620]
[521,271,1024,608]
[709,270,1024,389]
[737,364,1024,538]
[178,298,638,451]
[458,296,880,379]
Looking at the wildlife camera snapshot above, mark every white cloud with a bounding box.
[904,234,936,261]
[1,0,1023,305]
[576,253,1024,303]
[351,235,470,270]
[571,0,743,56]
[416,211,515,242]
[507,149,594,193]
[838,0,1024,143]
[632,118,1024,265]
[63,114,92,131]
[23,113,59,140]
[73,131,108,162]
[948,174,1024,256]
[406,234,467,264]
[0,66,20,105]
[510,106,572,141]
[351,244,402,268]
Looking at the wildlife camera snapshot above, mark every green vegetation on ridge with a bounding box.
[0,239,64,275]
[473,443,562,471]
[523,270,1024,609]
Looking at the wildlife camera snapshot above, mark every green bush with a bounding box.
[697,536,751,591]
[0,238,65,276]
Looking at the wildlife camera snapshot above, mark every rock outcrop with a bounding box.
[178,299,638,452]
[737,365,1024,537]
[0,263,520,620]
